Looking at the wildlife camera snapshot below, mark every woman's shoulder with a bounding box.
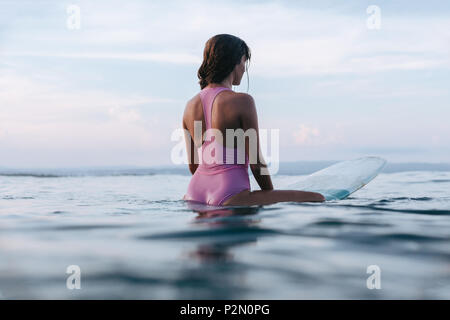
[229,91,254,101]
[223,91,255,109]
[186,92,201,104]
[185,92,202,110]
[183,93,202,121]
[228,92,256,116]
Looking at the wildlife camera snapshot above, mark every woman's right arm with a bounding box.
[240,94,274,191]
[182,104,198,175]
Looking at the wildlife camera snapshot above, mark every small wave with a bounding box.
[137,226,280,240]
[379,233,448,242]
[39,224,131,231]
[84,272,165,285]
[408,179,450,184]
[411,197,434,201]
[347,232,449,245]
[300,229,448,244]
[2,195,35,200]
[0,173,60,178]
[51,210,66,215]
[311,219,391,228]
[373,197,433,204]
[0,172,157,178]
[372,207,450,216]
[335,203,450,216]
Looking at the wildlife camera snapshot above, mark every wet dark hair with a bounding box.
[197,34,251,90]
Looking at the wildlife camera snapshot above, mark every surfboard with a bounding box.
[282,156,387,200]
[184,156,386,212]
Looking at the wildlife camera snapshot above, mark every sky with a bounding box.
[0,0,449,168]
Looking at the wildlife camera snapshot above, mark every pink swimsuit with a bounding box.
[184,86,250,206]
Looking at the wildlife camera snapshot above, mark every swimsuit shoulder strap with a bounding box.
[199,87,231,130]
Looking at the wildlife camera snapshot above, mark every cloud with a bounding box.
[108,105,142,123]
[0,69,178,122]
[2,0,449,76]
[2,52,201,65]
[0,68,178,158]
[292,124,320,145]
[291,122,348,147]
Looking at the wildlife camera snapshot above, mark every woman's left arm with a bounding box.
[183,119,198,175]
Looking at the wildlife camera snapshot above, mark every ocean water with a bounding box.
[0,168,449,299]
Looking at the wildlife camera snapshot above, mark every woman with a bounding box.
[183,34,325,206]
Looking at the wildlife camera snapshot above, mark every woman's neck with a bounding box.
[209,78,233,90]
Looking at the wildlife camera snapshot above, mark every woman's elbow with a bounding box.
[188,163,198,175]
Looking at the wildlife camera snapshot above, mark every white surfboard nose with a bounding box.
[285,156,387,200]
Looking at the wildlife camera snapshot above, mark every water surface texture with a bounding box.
[0,170,449,299]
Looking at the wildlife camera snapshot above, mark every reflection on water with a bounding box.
[188,205,262,263]
[172,205,263,299]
